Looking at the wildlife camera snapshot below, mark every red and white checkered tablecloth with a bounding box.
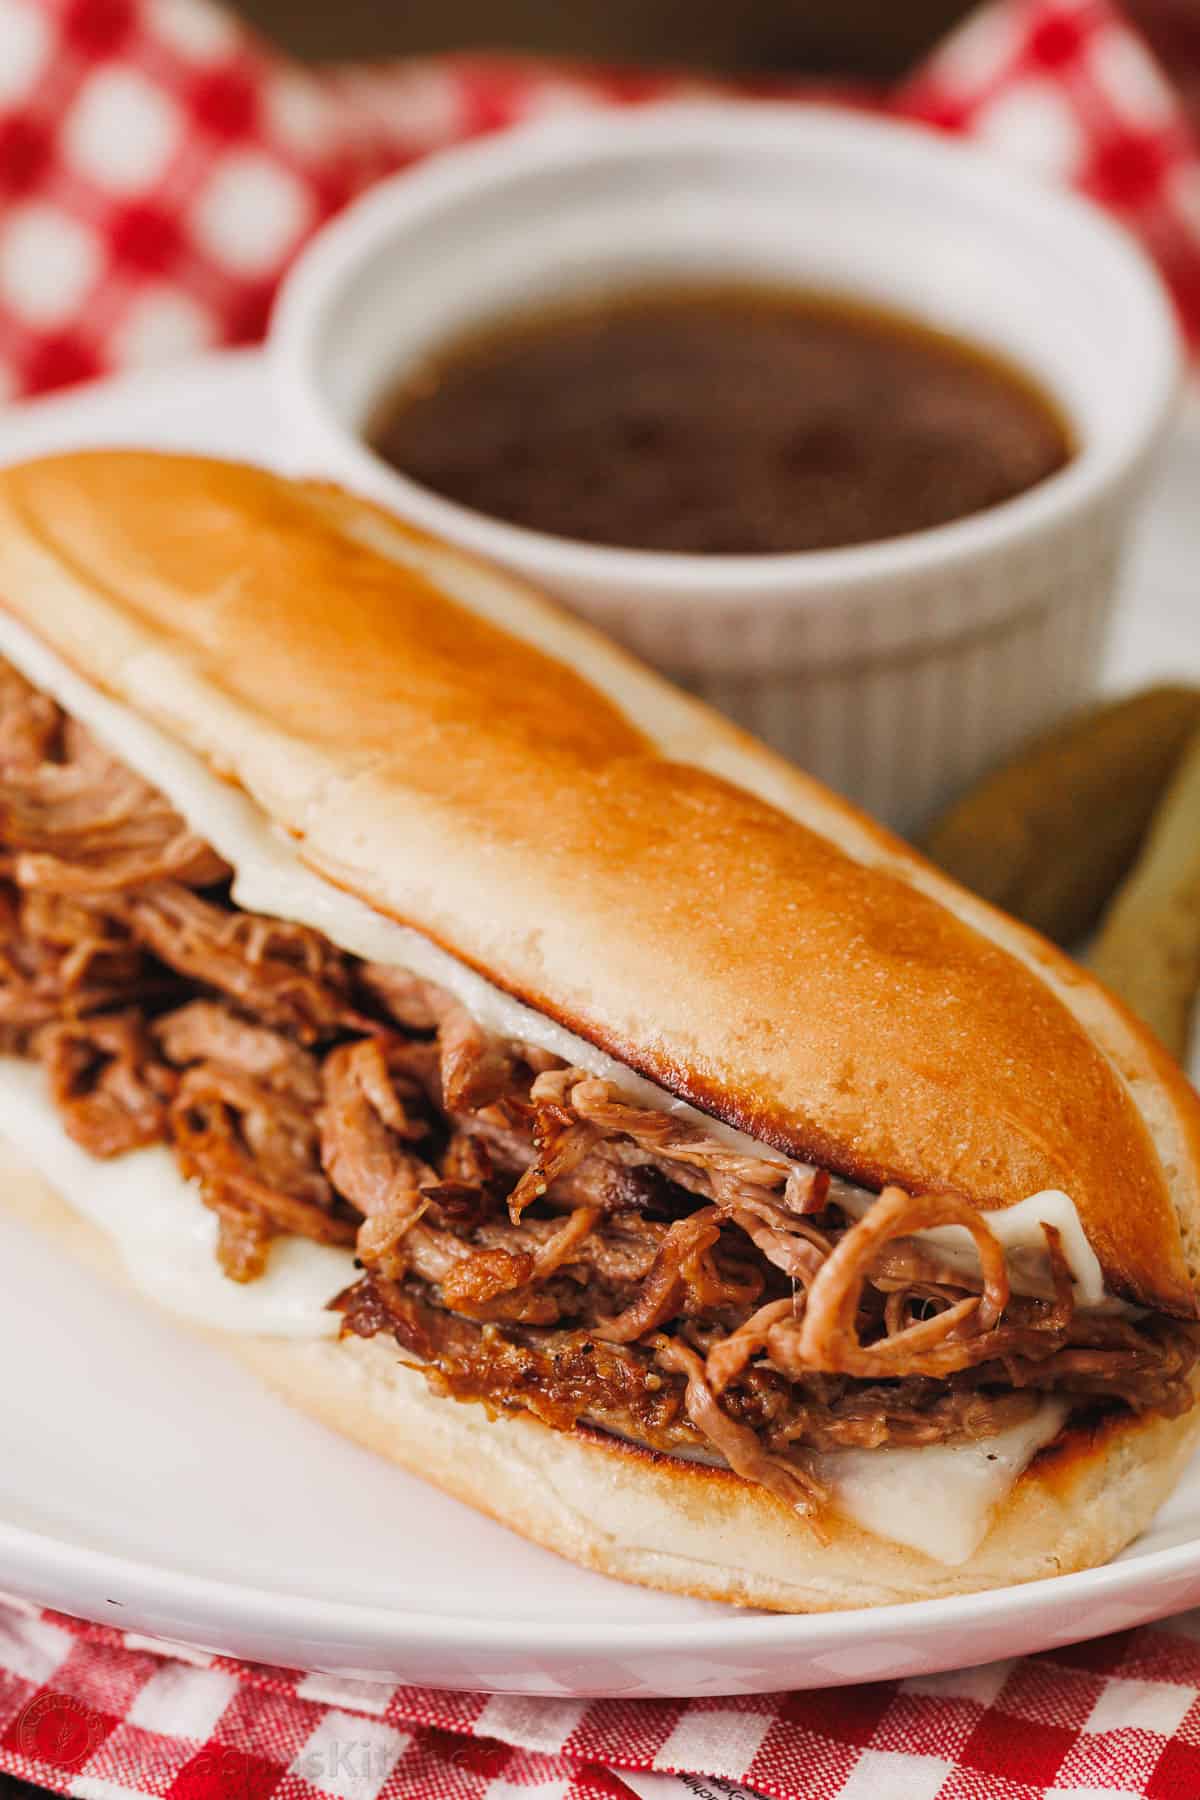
[9,1593,1200,1798]
[5,2,1200,1796]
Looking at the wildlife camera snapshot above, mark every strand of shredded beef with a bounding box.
[0,886,152,1043]
[707,1298,799,1396]
[589,1208,724,1343]
[318,1038,438,1282]
[38,1011,174,1157]
[1,713,228,894]
[119,884,361,1041]
[1,656,1197,1515]
[795,1185,1010,1378]
[170,1058,353,1281]
[654,1335,828,1522]
[155,1000,323,1101]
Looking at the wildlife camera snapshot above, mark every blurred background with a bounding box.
[226,0,1199,124]
[231,0,976,74]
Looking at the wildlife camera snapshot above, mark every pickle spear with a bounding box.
[1092,724,1200,1062]
[921,686,1200,946]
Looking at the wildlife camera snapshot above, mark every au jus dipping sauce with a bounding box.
[369,284,1074,557]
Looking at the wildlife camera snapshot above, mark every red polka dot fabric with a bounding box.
[0,0,387,401]
[898,0,1200,346]
[1,0,1199,406]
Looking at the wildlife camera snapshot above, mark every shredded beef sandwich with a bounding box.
[1,450,1199,1611]
[1,656,1195,1521]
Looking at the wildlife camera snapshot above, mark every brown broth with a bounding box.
[369,284,1074,556]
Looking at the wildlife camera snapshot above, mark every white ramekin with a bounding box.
[269,105,1181,831]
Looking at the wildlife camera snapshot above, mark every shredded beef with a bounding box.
[37,1011,174,1157]
[337,1274,700,1448]
[0,701,227,894]
[336,1273,1065,1460]
[435,996,519,1112]
[795,1184,1012,1378]
[119,885,361,1041]
[0,663,59,770]
[512,1069,829,1223]
[590,1208,724,1342]
[171,1060,352,1281]
[2,655,1198,1515]
[154,1000,323,1101]
[656,1336,827,1519]
[0,884,150,1044]
[317,1037,440,1281]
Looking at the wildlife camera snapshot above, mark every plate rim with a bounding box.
[3,1486,1200,1658]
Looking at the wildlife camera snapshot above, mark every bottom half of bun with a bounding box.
[5,1144,1199,1613]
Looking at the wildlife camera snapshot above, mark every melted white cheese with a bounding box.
[0,1058,354,1336]
[815,1402,1070,1564]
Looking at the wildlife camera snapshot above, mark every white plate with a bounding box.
[1,351,1199,1698]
